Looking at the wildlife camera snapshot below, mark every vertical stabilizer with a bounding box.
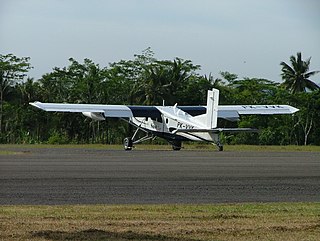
[206,88,219,128]
[190,88,220,128]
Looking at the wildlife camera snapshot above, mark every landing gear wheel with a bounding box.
[123,137,133,151]
[218,144,223,151]
[171,141,182,151]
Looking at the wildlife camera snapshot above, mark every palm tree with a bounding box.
[132,63,172,105]
[280,52,319,93]
[133,58,201,106]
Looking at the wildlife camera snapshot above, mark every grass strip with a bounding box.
[1,203,320,241]
[0,150,23,155]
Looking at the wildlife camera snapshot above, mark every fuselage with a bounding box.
[130,107,219,143]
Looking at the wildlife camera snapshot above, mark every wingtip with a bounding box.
[291,106,299,113]
[29,101,42,108]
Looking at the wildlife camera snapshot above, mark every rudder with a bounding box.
[206,88,219,128]
[191,88,219,129]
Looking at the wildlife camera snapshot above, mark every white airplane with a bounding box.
[30,88,298,151]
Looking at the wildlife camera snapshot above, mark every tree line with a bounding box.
[0,49,319,145]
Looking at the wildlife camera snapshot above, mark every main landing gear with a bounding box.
[168,140,182,151]
[217,143,223,151]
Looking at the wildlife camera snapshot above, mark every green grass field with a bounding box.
[1,203,320,241]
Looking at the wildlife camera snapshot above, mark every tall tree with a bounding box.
[0,54,32,135]
[133,61,172,105]
[229,78,278,104]
[132,58,200,105]
[109,48,156,104]
[280,52,319,93]
[67,58,107,103]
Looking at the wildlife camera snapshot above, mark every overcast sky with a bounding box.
[1,0,320,84]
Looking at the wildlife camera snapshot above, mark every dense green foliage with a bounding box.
[0,49,319,145]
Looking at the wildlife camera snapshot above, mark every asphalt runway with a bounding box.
[1,147,320,205]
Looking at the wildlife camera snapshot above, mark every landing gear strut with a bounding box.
[216,132,224,151]
[122,123,155,150]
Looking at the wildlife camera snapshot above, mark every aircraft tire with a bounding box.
[172,141,182,151]
[124,137,133,151]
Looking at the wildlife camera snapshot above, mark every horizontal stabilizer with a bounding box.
[173,128,258,134]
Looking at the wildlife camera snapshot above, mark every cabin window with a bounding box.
[151,117,162,123]
[166,118,168,124]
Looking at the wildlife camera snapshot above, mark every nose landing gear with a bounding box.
[123,125,155,150]
[123,137,133,151]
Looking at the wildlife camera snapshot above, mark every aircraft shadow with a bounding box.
[31,228,200,241]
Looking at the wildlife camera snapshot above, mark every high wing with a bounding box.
[30,102,160,119]
[217,105,299,121]
[30,101,299,121]
[30,102,133,117]
[219,105,299,115]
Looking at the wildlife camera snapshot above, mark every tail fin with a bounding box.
[191,88,219,128]
[206,88,219,128]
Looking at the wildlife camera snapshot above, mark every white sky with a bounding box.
[1,0,320,84]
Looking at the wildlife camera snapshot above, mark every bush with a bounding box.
[47,131,69,144]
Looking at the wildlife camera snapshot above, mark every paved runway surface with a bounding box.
[1,147,320,205]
